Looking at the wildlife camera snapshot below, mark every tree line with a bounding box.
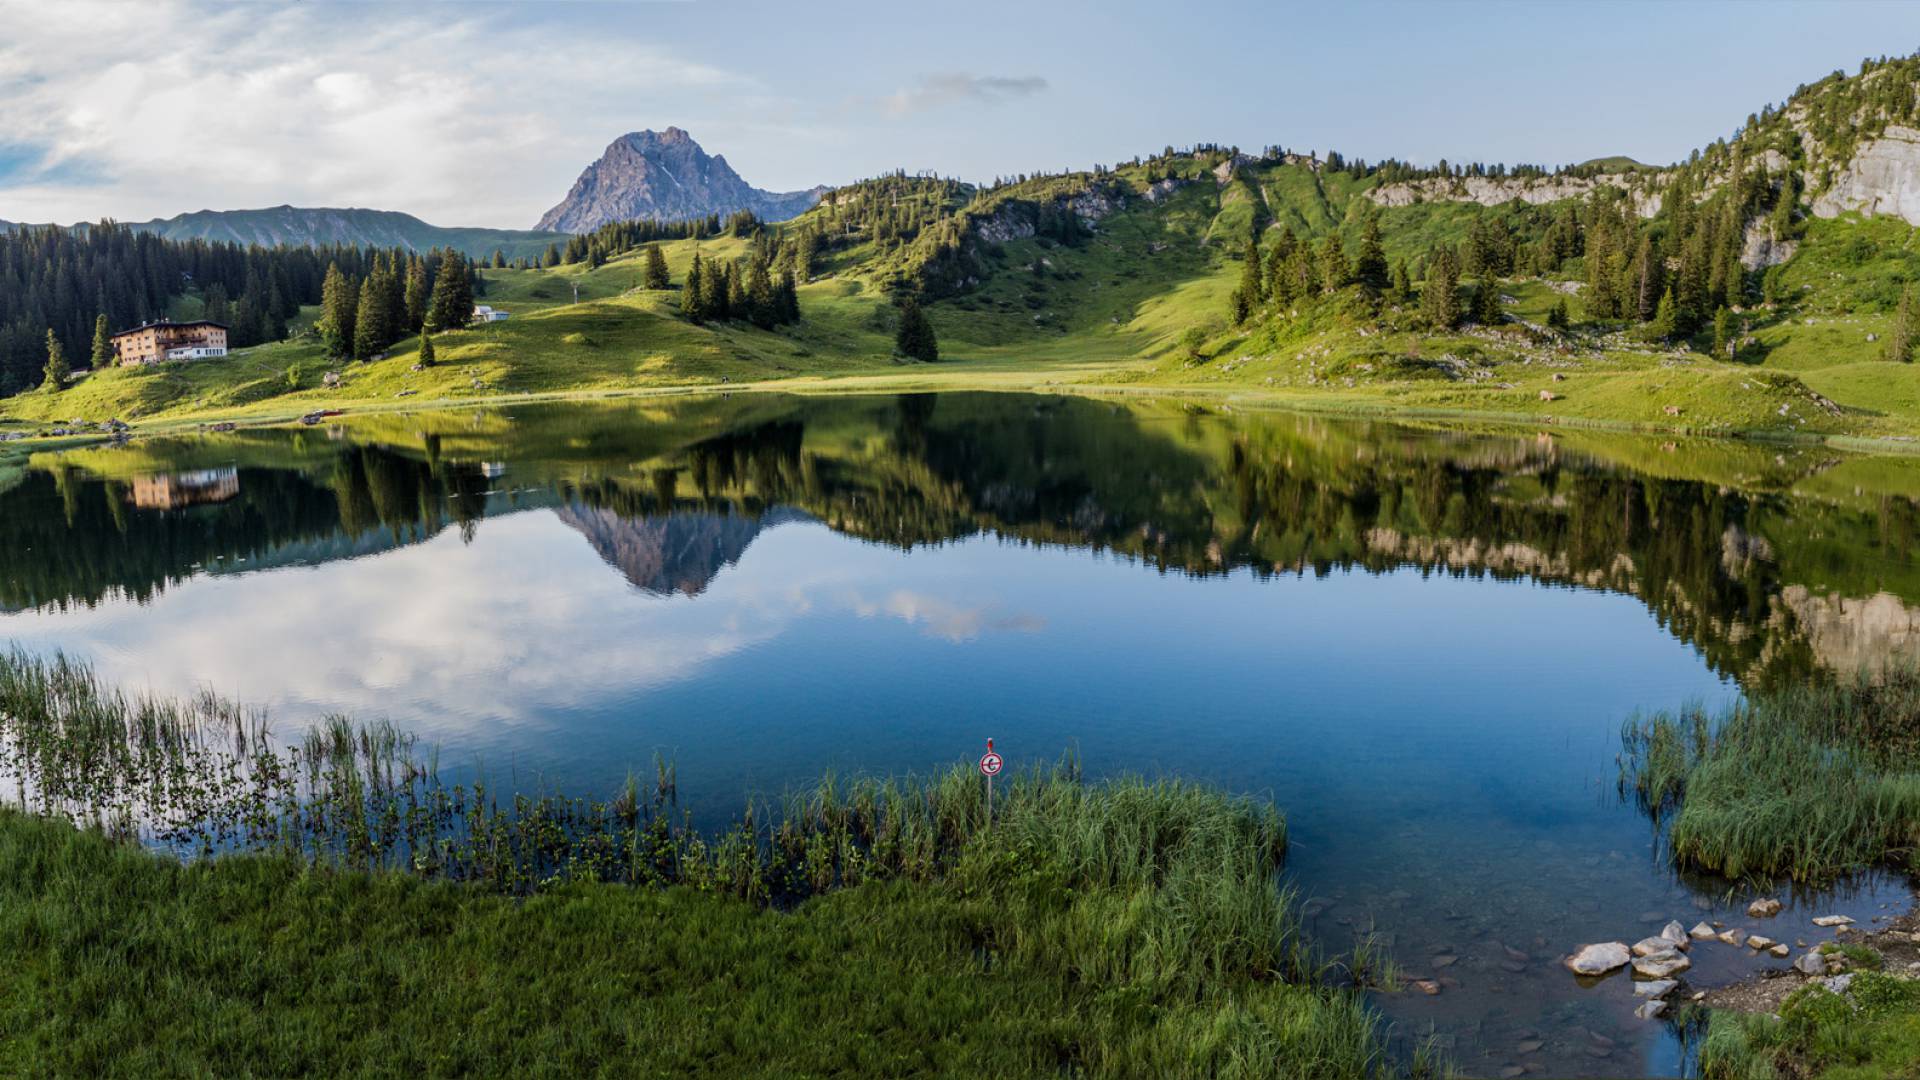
[0,221,375,396]
[317,249,478,363]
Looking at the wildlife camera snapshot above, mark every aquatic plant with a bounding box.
[1620,669,1920,882]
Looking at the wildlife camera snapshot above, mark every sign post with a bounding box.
[978,738,1003,824]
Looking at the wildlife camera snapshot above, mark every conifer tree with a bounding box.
[1354,216,1390,291]
[1469,276,1501,326]
[424,250,473,332]
[319,263,358,359]
[418,333,436,368]
[1389,261,1411,305]
[90,314,112,368]
[1886,283,1917,363]
[403,259,429,333]
[682,253,706,322]
[1319,234,1351,291]
[725,263,746,318]
[706,259,730,321]
[1420,248,1461,330]
[1547,297,1571,332]
[42,329,68,391]
[775,271,800,324]
[895,298,938,362]
[1712,306,1733,358]
[1631,235,1664,323]
[1648,285,1679,343]
[353,272,391,361]
[644,245,670,289]
[746,259,777,329]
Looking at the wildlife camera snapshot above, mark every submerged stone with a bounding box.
[1635,999,1668,1020]
[1633,949,1691,978]
[1747,898,1783,918]
[1632,936,1676,957]
[1633,978,1678,998]
[1812,915,1854,927]
[1660,920,1689,944]
[1564,942,1632,976]
[1690,922,1717,940]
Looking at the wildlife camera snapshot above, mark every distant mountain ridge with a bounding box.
[535,127,825,233]
[0,207,563,260]
[131,206,564,260]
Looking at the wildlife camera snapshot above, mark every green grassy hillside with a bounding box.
[6,145,1920,443]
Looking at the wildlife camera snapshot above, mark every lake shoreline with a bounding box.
[9,367,1920,461]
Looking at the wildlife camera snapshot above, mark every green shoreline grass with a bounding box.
[1622,672,1920,1079]
[11,367,1920,469]
[0,650,1401,1078]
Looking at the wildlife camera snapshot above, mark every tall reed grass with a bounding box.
[1620,669,1920,882]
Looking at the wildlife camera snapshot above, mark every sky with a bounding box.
[2,0,1918,230]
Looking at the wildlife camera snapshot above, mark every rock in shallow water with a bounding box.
[1718,928,1748,946]
[1633,950,1692,978]
[1690,921,1717,940]
[1812,915,1854,927]
[1634,979,1679,998]
[1635,999,1668,1019]
[1748,898,1783,918]
[1747,935,1776,950]
[1770,944,1790,957]
[1564,942,1632,976]
[1661,920,1689,944]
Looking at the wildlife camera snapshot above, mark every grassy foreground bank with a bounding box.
[0,651,1394,1078]
[1622,672,1920,1079]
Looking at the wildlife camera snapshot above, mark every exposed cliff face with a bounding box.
[1810,124,1920,226]
[535,128,825,233]
[1367,174,1664,217]
[970,187,1123,243]
[1739,218,1798,270]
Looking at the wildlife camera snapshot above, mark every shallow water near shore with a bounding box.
[4,392,1919,1077]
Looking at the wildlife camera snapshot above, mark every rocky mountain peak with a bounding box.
[534,128,824,233]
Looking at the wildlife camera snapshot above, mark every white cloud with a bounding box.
[0,0,759,227]
[881,72,1048,116]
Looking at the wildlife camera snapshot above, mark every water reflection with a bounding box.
[7,393,1920,686]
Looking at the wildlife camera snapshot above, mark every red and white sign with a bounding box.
[978,746,1003,777]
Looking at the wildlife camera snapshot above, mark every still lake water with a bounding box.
[5,392,1919,1076]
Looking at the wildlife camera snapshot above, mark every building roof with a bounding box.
[111,318,230,339]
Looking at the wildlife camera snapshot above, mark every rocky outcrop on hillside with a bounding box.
[971,186,1124,243]
[1739,218,1798,270]
[1809,124,1920,226]
[535,128,825,232]
[1367,174,1665,217]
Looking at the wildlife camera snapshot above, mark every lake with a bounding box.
[4,391,1918,1077]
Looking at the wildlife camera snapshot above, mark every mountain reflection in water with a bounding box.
[5,392,1919,685]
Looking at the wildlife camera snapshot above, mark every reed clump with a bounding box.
[1620,669,1920,882]
[0,648,1400,1078]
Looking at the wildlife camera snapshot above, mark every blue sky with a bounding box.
[2,0,1917,228]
